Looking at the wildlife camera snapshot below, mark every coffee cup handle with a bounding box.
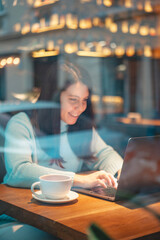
[31,181,41,198]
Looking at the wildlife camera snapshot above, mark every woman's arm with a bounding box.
[83,128,123,177]
[4,113,75,188]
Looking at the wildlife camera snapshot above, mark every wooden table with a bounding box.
[0,184,160,240]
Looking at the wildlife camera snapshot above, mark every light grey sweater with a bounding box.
[3,112,123,188]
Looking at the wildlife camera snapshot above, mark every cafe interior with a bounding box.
[0,0,160,157]
[0,0,160,239]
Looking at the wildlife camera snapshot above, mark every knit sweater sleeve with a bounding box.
[84,128,123,176]
[3,112,75,188]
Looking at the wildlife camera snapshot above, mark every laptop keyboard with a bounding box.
[92,186,117,198]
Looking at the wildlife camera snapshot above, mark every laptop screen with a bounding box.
[116,135,160,201]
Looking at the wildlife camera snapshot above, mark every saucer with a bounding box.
[32,190,79,204]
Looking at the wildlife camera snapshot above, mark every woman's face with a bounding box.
[60,82,89,125]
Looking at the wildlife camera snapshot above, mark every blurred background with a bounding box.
[0,0,160,157]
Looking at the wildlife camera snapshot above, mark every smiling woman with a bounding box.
[4,62,123,190]
[2,61,123,239]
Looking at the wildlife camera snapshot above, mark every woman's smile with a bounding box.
[69,113,79,118]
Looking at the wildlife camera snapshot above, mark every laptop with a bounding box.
[73,135,160,201]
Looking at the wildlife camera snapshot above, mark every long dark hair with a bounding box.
[36,62,96,168]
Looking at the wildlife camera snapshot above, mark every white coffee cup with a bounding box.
[31,174,73,200]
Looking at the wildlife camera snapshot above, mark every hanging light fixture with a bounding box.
[6,57,13,64]
[129,23,139,34]
[79,18,92,29]
[95,42,103,52]
[121,21,128,33]
[103,47,112,56]
[115,46,125,57]
[139,25,149,36]
[126,45,135,57]
[34,0,41,7]
[40,18,46,28]
[14,23,21,32]
[150,27,156,36]
[137,1,143,10]
[47,41,55,51]
[50,14,59,27]
[103,0,112,7]
[0,59,7,66]
[27,0,34,5]
[144,0,153,12]
[66,14,78,29]
[96,0,102,5]
[64,43,78,54]
[31,23,40,33]
[93,17,102,27]
[21,23,30,35]
[109,22,118,33]
[13,57,20,65]
[125,0,133,8]
[144,45,152,57]
[105,17,113,28]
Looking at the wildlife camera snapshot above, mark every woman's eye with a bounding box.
[83,99,88,104]
[69,98,78,103]
[69,98,77,101]
[68,98,88,105]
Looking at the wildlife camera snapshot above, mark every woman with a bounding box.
[4,62,123,190]
[1,62,123,239]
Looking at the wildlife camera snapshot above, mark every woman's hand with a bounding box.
[73,170,118,189]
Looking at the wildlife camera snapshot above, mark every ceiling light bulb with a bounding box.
[139,26,149,36]
[122,21,128,33]
[125,0,133,8]
[110,23,118,33]
[13,57,20,65]
[126,46,135,57]
[103,0,112,7]
[144,0,153,12]
[144,45,152,57]
[105,17,112,28]
[103,47,112,56]
[115,46,125,57]
[129,23,139,34]
[1,59,7,66]
[6,57,13,64]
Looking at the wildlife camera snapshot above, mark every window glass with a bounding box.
[0,0,160,158]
